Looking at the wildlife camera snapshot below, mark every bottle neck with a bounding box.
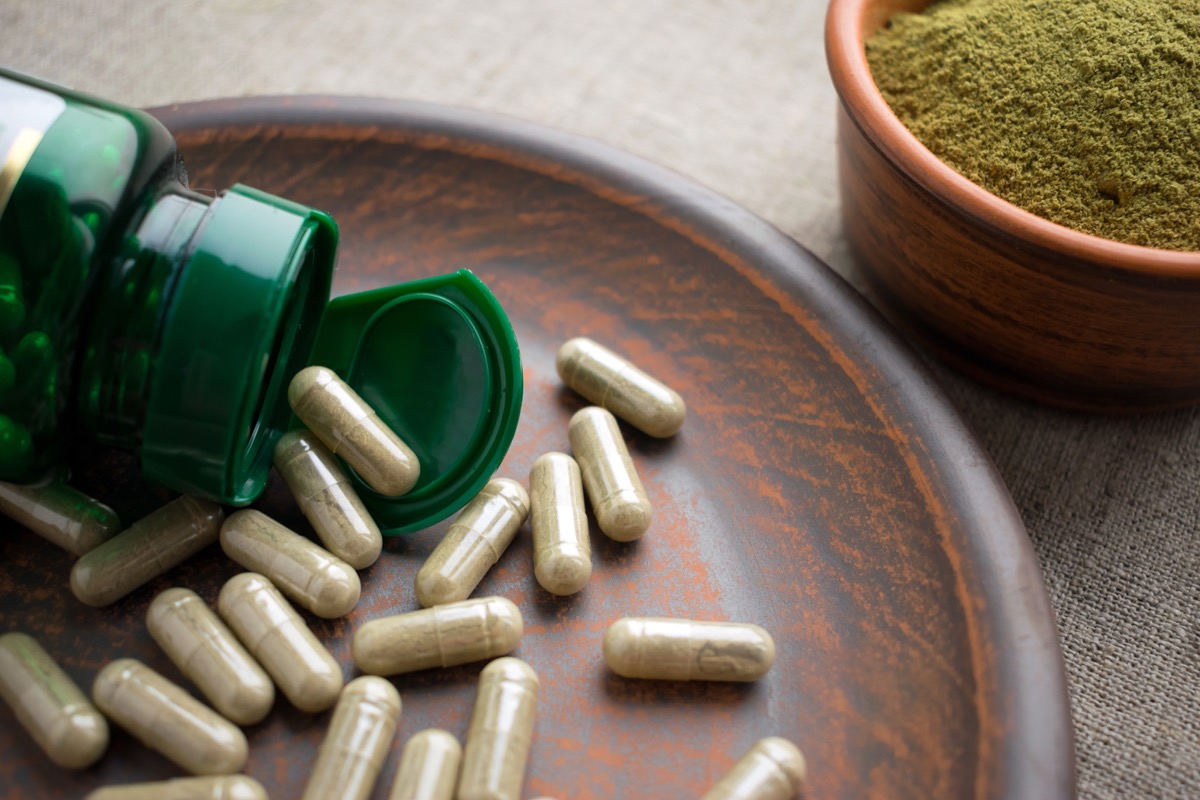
[79,183,210,448]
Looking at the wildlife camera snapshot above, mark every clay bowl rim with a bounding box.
[825,0,1200,278]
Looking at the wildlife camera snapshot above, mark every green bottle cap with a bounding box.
[142,184,336,504]
[140,184,522,533]
[306,269,523,534]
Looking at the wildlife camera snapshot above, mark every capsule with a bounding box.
[303,676,402,800]
[556,337,686,437]
[0,632,108,768]
[414,478,529,608]
[602,618,776,681]
[0,479,121,556]
[85,775,269,800]
[146,588,275,726]
[458,657,539,800]
[217,572,343,713]
[700,737,807,800]
[388,728,462,800]
[92,658,247,775]
[353,596,523,676]
[220,509,361,618]
[288,366,420,497]
[70,496,224,607]
[529,452,591,595]
[274,429,382,569]
[567,407,651,542]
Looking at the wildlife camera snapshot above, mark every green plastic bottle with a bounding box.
[0,69,523,533]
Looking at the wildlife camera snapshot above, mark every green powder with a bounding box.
[865,0,1200,251]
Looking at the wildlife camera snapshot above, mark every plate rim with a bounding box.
[149,95,1075,799]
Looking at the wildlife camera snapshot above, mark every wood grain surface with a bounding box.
[0,97,1073,799]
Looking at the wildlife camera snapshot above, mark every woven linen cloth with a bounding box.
[6,1,1198,797]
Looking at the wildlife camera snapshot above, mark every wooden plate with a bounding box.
[0,97,1073,799]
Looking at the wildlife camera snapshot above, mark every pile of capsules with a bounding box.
[0,337,807,800]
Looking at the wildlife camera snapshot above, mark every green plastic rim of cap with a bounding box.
[307,269,523,534]
[142,184,337,504]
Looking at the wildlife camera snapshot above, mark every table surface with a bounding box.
[5,2,1198,798]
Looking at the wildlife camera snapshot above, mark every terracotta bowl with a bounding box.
[826,0,1200,411]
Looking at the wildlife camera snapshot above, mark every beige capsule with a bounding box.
[414,478,529,608]
[274,429,382,569]
[146,587,275,726]
[388,728,462,800]
[217,572,343,713]
[556,337,686,438]
[700,737,807,800]
[288,366,420,497]
[85,775,269,800]
[92,658,247,775]
[303,676,402,800]
[457,657,539,800]
[603,617,776,682]
[0,632,108,768]
[70,495,224,607]
[529,452,591,596]
[220,509,361,618]
[0,479,121,556]
[353,596,523,676]
[567,407,651,542]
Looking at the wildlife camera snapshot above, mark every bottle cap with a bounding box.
[141,184,336,504]
[141,185,523,533]
[307,269,523,533]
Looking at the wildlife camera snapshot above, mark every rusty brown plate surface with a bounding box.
[0,97,1073,799]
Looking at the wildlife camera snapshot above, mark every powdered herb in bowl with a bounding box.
[865,0,1199,251]
[826,0,1200,410]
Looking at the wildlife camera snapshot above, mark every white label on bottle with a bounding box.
[0,74,67,218]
